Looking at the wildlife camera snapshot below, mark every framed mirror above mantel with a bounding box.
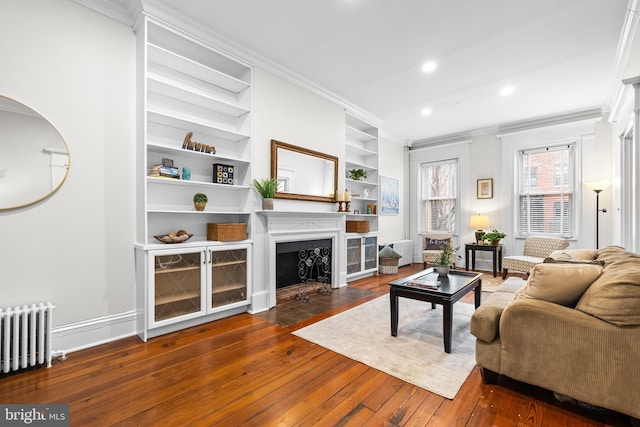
[270,139,338,203]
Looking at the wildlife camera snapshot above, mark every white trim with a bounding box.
[52,310,137,354]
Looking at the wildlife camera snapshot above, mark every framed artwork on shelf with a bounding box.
[477,178,493,199]
[380,175,399,215]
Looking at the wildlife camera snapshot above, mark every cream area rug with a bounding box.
[292,294,477,399]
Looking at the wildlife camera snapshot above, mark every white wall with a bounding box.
[377,136,407,244]
[251,68,348,309]
[409,141,471,267]
[0,0,136,335]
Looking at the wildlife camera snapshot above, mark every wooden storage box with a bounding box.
[207,223,246,241]
[346,220,370,233]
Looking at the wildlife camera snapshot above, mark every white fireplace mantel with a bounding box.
[257,210,347,308]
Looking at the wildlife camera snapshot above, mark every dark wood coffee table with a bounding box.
[388,268,482,353]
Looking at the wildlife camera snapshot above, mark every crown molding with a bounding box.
[608,0,640,123]
[71,0,141,26]
[496,108,605,137]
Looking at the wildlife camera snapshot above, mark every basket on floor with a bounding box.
[379,257,399,274]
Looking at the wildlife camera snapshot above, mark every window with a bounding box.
[518,144,574,237]
[421,159,457,233]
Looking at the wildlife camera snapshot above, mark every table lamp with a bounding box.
[469,214,489,244]
[585,181,611,249]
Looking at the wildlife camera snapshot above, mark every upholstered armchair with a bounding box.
[502,236,569,279]
[421,233,456,268]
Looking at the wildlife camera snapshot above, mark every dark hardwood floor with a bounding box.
[0,264,633,426]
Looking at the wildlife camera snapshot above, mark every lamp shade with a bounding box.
[585,181,611,192]
[469,215,489,229]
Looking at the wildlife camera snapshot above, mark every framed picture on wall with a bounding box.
[477,178,493,199]
[380,175,399,215]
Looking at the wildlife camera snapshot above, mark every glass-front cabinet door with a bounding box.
[364,236,378,270]
[347,237,363,275]
[208,244,251,311]
[149,248,206,326]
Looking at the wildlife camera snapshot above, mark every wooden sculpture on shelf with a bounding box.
[182,131,215,154]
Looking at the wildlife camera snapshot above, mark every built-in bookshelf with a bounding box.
[134,16,253,340]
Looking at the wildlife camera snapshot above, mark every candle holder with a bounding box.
[337,201,344,212]
[345,201,351,213]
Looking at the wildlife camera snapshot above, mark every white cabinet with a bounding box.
[135,17,253,340]
[346,234,378,281]
[138,243,251,341]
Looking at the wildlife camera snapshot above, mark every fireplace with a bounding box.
[276,239,332,289]
[258,210,345,309]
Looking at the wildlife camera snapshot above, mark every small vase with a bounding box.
[194,201,206,211]
[492,240,500,246]
[435,265,450,276]
[262,198,274,210]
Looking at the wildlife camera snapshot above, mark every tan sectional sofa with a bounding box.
[470,246,640,421]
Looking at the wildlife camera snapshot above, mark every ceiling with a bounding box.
[103,0,632,143]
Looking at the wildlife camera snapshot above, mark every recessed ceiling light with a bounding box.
[421,108,433,116]
[500,85,515,96]
[422,61,437,73]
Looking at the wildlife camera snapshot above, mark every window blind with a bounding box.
[518,144,574,237]
[421,159,457,233]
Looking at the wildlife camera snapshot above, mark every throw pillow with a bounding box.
[424,238,449,251]
[576,256,640,326]
[515,263,603,307]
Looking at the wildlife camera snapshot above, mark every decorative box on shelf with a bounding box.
[212,164,234,185]
[207,223,246,241]
[346,220,370,233]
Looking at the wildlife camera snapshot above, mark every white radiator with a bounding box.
[383,240,414,267]
[0,302,55,373]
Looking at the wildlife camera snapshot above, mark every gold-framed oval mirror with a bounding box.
[271,139,338,203]
[0,95,70,210]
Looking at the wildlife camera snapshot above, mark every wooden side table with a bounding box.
[465,243,503,277]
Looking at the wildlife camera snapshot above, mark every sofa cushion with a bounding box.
[423,238,449,250]
[595,245,633,266]
[549,249,597,261]
[470,291,516,342]
[576,256,640,326]
[515,263,603,307]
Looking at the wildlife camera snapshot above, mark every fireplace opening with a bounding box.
[276,238,331,288]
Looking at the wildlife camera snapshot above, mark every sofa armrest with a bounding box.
[470,291,516,342]
[499,298,640,419]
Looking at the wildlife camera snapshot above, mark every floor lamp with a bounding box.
[585,181,611,249]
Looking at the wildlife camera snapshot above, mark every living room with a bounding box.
[1,0,639,425]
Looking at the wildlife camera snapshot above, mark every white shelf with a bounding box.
[147,176,250,189]
[147,43,250,94]
[147,75,250,118]
[146,142,251,165]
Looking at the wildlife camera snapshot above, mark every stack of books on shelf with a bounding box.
[149,164,180,179]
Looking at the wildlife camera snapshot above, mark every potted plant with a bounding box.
[349,169,367,181]
[434,245,456,276]
[193,193,208,211]
[482,229,506,245]
[253,178,277,210]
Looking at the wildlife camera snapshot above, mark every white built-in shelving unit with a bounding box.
[134,17,253,341]
[345,114,379,280]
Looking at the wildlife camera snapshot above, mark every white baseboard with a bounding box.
[249,290,270,314]
[52,310,137,355]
